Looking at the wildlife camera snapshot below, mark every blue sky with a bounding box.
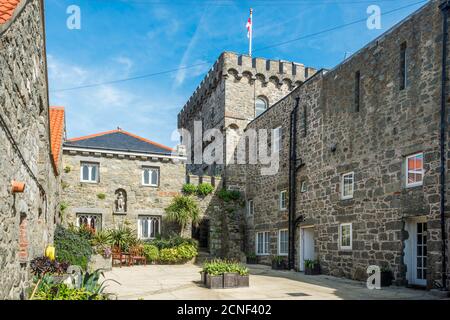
[45,0,428,148]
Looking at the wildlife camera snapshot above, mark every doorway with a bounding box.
[299,226,315,272]
[404,218,427,286]
[192,218,209,251]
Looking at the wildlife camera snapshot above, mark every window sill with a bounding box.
[341,196,354,201]
[80,181,98,184]
[280,208,288,212]
[277,253,288,257]
[256,253,270,256]
[141,184,159,188]
[405,183,423,189]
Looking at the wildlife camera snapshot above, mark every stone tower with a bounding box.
[177,51,316,188]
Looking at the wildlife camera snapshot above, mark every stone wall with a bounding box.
[244,0,449,288]
[61,149,186,236]
[0,0,58,299]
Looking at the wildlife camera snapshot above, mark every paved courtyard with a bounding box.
[103,264,441,300]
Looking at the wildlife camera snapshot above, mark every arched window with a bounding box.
[255,97,268,117]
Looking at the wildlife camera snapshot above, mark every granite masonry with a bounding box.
[178,0,450,289]
[0,0,60,299]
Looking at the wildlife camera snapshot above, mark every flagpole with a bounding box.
[249,8,253,56]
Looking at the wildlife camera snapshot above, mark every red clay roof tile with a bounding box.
[0,0,21,25]
[49,106,65,171]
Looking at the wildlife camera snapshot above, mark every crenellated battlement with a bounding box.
[177,51,316,125]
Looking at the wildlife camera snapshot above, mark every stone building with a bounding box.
[179,0,449,289]
[61,128,186,239]
[0,0,62,299]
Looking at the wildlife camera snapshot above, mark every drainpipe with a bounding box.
[439,0,449,291]
[288,97,300,270]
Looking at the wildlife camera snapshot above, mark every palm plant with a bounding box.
[109,224,136,252]
[165,195,200,236]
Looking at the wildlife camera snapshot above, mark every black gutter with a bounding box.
[288,97,300,270]
[439,0,449,291]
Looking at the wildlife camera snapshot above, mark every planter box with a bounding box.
[381,271,393,287]
[223,273,238,288]
[272,260,288,270]
[246,257,257,264]
[305,264,320,275]
[237,275,249,287]
[200,271,206,285]
[206,274,223,289]
[88,254,112,273]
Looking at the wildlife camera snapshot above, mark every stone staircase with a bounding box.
[194,250,213,265]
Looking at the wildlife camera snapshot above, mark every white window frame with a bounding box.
[80,162,99,183]
[137,215,161,240]
[341,172,354,200]
[301,181,307,193]
[339,223,352,250]
[142,167,160,187]
[278,229,288,256]
[76,213,102,231]
[273,127,282,153]
[256,231,270,256]
[405,153,424,188]
[247,199,254,216]
[279,190,287,210]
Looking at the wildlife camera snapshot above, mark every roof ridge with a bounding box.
[67,129,173,151]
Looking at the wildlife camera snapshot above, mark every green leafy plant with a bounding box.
[148,234,198,250]
[182,183,198,195]
[54,225,93,270]
[64,166,72,174]
[61,181,70,190]
[272,256,285,264]
[202,259,249,276]
[96,193,106,200]
[158,244,198,264]
[217,189,241,202]
[304,259,319,269]
[109,224,138,252]
[196,183,214,196]
[165,195,200,235]
[142,244,159,262]
[30,257,69,277]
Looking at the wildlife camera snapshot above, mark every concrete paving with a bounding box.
[103,264,441,300]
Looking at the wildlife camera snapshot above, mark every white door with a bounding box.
[299,227,315,272]
[405,219,427,286]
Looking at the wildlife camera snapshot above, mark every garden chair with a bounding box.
[128,246,147,266]
[112,246,128,267]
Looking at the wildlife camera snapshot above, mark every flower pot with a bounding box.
[237,275,249,287]
[206,274,223,289]
[246,257,257,264]
[380,271,393,287]
[272,260,287,270]
[223,272,238,288]
[305,264,320,275]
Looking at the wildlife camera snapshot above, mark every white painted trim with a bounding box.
[341,172,354,200]
[141,167,159,187]
[279,190,287,210]
[80,162,99,183]
[278,229,288,256]
[256,231,270,256]
[339,223,353,251]
[299,226,315,271]
[247,199,254,216]
[63,146,187,161]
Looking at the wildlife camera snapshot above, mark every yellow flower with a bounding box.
[45,245,56,261]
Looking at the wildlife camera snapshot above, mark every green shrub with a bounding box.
[182,183,197,195]
[149,234,198,250]
[54,225,93,270]
[96,193,106,200]
[109,224,138,252]
[202,259,249,276]
[165,195,200,234]
[158,244,198,264]
[217,189,241,202]
[196,183,214,196]
[143,244,159,262]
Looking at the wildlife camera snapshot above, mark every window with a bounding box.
[406,153,423,187]
[256,231,270,255]
[278,229,288,256]
[77,214,101,231]
[138,216,161,239]
[80,162,99,183]
[354,71,361,112]
[247,199,254,216]
[255,97,268,117]
[280,190,287,210]
[142,167,159,186]
[400,42,408,90]
[273,127,282,153]
[339,223,352,250]
[301,181,307,193]
[341,172,354,200]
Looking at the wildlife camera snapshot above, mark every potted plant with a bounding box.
[202,260,250,289]
[304,259,320,275]
[236,265,250,287]
[271,256,287,270]
[246,253,257,264]
[380,266,393,287]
